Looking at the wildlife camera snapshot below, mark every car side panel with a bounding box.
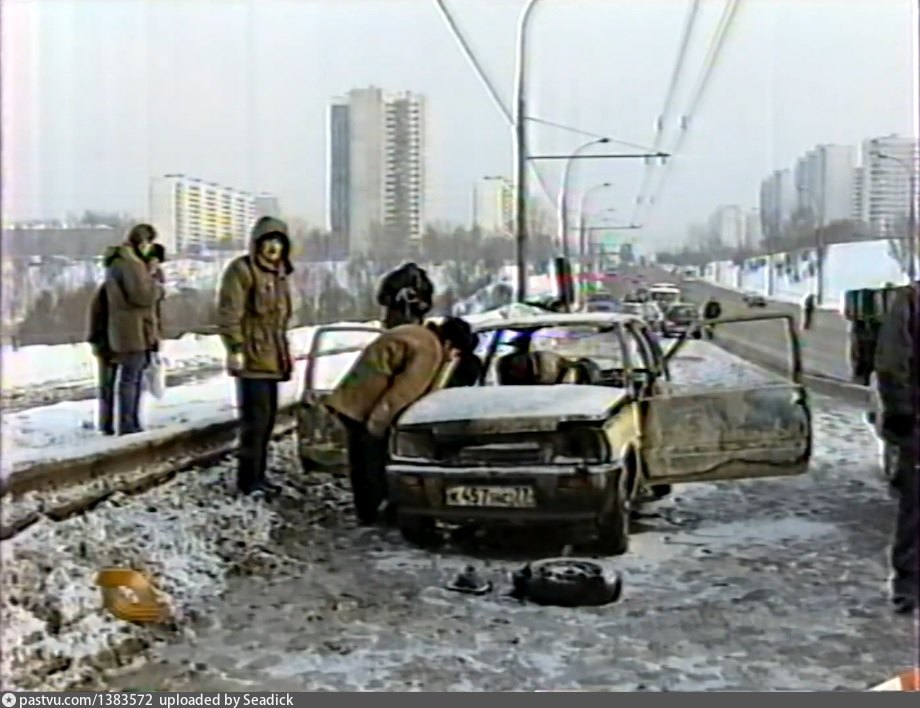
[641,384,811,483]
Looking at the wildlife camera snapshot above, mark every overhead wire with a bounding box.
[526,117,661,153]
[635,0,743,225]
[433,0,555,208]
[629,0,702,225]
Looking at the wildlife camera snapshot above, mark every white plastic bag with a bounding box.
[144,353,167,400]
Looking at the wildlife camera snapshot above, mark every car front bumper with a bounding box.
[386,463,620,524]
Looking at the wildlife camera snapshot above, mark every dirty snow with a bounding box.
[2,338,912,691]
[104,383,911,692]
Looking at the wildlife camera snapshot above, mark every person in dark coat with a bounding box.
[86,282,117,435]
[217,216,294,497]
[874,283,918,615]
[376,262,435,329]
[102,224,162,435]
[445,329,483,388]
[801,293,817,330]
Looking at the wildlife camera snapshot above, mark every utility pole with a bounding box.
[512,0,541,303]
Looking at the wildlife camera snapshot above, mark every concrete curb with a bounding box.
[0,406,297,538]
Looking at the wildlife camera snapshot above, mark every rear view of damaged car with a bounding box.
[387,384,634,553]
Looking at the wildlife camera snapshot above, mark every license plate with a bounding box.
[445,485,536,508]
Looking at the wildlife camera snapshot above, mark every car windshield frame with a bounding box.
[473,321,645,386]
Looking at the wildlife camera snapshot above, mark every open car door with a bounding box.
[296,324,383,472]
[643,313,811,484]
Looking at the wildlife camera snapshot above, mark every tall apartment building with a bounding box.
[759,168,797,239]
[326,87,426,255]
[149,175,255,253]
[851,166,866,222]
[793,144,855,225]
[709,205,745,248]
[473,176,513,236]
[861,134,919,237]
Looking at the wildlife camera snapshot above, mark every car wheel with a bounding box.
[510,558,622,607]
[691,329,702,340]
[597,470,630,556]
[649,484,672,500]
[397,513,439,547]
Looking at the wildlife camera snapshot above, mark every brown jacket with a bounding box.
[216,217,294,381]
[324,324,445,437]
[104,243,162,355]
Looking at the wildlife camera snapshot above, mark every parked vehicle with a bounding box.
[297,312,812,554]
[742,291,767,307]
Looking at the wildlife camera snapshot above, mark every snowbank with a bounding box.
[1,327,377,477]
[691,239,911,308]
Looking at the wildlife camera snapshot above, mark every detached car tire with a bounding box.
[511,559,623,607]
[597,470,630,555]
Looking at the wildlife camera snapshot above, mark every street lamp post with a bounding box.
[557,137,610,262]
[875,149,918,282]
[512,0,542,303]
[577,183,613,265]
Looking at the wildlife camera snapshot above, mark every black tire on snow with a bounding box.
[597,470,630,555]
[511,559,622,607]
[398,514,439,547]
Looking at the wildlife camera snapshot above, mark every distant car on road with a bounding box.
[661,302,703,339]
[742,291,767,308]
[620,301,664,331]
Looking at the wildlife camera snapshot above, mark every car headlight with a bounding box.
[552,428,607,463]
[392,431,434,459]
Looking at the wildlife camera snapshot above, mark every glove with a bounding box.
[882,412,913,440]
[226,352,245,374]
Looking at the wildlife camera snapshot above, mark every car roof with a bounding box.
[473,312,641,332]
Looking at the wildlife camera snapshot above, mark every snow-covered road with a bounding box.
[1,341,908,691]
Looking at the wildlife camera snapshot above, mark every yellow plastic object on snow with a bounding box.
[96,568,171,624]
[869,668,919,691]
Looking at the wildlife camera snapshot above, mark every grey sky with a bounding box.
[3,0,915,250]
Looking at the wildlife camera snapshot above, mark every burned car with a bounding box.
[297,313,812,554]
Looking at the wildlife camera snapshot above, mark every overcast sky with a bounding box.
[3,0,916,250]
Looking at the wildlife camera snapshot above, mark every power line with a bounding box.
[433,0,556,208]
[526,117,660,153]
[629,0,702,224]
[635,0,743,225]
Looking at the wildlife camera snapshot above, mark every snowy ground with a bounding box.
[0,325,362,411]
[1,341,910,691]
[0,326,381,478]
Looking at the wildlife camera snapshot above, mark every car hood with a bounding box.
[397,384,628,432]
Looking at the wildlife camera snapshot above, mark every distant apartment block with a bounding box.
[759,169,797,240]
[473,176,513,236]
[149,175,256,253]
[861,134,919,238]
[851,167,866,221]
[793,144,855,225]
[326,87,426,255]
